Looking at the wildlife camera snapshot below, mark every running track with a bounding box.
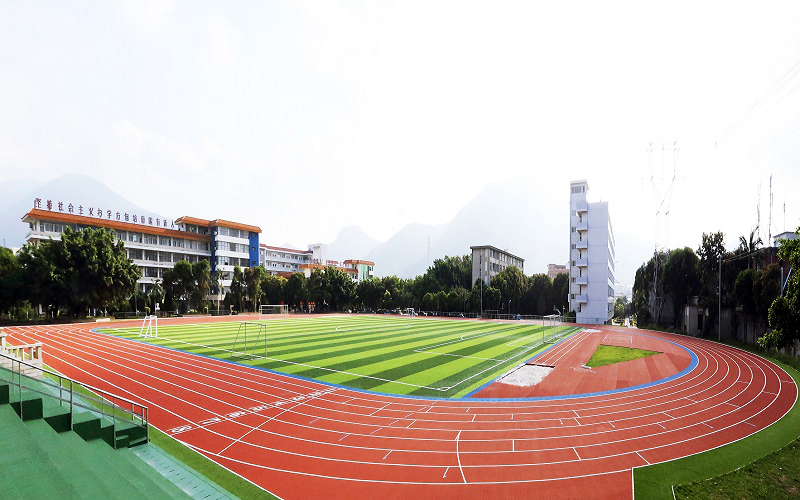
[6,320,797,499]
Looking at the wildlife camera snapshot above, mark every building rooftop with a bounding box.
[469,245,524,262]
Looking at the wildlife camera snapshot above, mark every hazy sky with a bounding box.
[2,1,800,288]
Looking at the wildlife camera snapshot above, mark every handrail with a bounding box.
[0,349,148,447]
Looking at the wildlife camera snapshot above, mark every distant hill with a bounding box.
[0,174,163,249]
[327,225,380,262]
[367,177,568,279]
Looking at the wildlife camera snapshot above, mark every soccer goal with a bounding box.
[484,309,499,322]
[231,321,268,359]
[543,314,564,343]
[402,308,416,318]
[259,304,289,319]
[139,315,158,338]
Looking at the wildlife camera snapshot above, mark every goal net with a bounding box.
[402,308,416,317]
[259,304,288,319]
[139,315,158,338]
[230,322,268,359]
[543,314,564,343]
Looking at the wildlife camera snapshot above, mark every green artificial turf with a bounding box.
[585,344,661,368]
[633,344,800,499]
[99,316,580,398]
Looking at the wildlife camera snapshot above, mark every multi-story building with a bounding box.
[343,260,375,282]
[568,180,615,324]
[470,245,524,287]
[547,263,568,279]
[259,245,312,275]
[22,199,260,293]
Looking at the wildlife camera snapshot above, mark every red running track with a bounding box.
[6,321,797,499]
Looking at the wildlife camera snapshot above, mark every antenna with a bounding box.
[756,182,761,242]
[768,174,773,247]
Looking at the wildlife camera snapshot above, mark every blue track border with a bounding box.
[91,325,698,403]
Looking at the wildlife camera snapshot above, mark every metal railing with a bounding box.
[0,351,148,448]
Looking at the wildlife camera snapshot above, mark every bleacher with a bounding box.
[0,327,233,499]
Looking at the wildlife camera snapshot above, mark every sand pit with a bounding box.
[498,364,554,386]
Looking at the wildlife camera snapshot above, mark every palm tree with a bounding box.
[739,226,763,270]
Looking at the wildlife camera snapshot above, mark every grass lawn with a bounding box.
[633,340,800,499]
[99,316,580,398]
[673,437,800,499]
[585,344,660,368]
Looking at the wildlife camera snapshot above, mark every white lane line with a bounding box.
[636,451,650,465]
[663,412,676,419]
[512,439,515,452]
[13,322,792,478]
[382,450,392,460]
[406,420,416,429]
[369,403,390,416]
[654,422,666,430]
[743,421,757,427]
[369,427,382,435]
[471,414,476,422]
[443,466,449,478]
[572,447,581,460]
[339,433,350,442]
[608,422,616,428]
[456,430,467,484]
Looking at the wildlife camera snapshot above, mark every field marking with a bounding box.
[7,322,794,485]
[456,431,467,484]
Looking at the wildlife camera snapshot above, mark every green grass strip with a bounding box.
[585,344,661,368]
[149,426,276,499]
[633,344,800,499]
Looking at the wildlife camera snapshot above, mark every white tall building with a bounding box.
[568,180,615,324]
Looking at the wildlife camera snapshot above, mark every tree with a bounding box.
[17,227,140,317]
[307,269,327,311]
[525,274,553,316]
[632,258,654,325]
[228,265,245,312]
[0,247,23,315]
[162,260,194,313]
[490,266,525,314]
[191,259,212,312]
[356,278,385,310]
[661,247,700,327]
[243,265,266,311]
[284,273,307,310]
[483,287,501,311]
[760,230,800,350]
[324,266,355,311]
[552,273,569,314]
[696,232,725,332]
[739,227,763,271]
[614,297,625,320]
[262,274,286,305]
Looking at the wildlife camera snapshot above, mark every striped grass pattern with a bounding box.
[99,316,580,398]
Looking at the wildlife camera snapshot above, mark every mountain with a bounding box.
[0,174,163,249]
[365,222,446,277]
[368,177,569,279]
[326,225,380,262]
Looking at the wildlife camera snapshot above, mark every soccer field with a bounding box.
[99,316,580,398]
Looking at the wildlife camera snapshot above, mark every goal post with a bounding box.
[231,321,268,359]
[139,315,158,338]
[402,308,416,317]
[259,304,289,319]
[543,314,563,343]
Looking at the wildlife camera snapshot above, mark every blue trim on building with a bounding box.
[249,231,259,267]
[91,327,699,403]
[209,228,217,274]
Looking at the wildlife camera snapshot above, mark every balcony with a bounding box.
[576,240,588,250]
[576,276,588,285]
[576,221,588,232]
[576,294,588,303]
[576,258,588,267]
[576,201,588,213]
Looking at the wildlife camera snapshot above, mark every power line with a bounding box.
[717,56,800,145]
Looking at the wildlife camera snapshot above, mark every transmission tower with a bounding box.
[646,141,679,324]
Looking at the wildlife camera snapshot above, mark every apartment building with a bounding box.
[568,180,615,324]
[470,245,525,287]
